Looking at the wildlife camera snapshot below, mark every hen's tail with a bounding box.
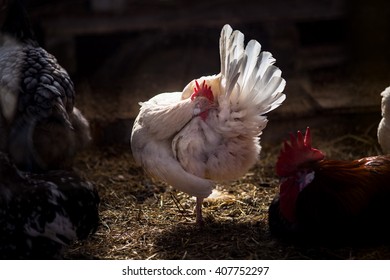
[219,24,286,117]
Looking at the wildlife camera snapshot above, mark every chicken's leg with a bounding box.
[196,197,204,226]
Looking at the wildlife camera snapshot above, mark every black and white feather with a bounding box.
[0,152,99,259]
[0,0,90,171]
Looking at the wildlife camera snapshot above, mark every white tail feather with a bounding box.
[239,40,261,93]
[219,24,286,118]
[219,24,232,78]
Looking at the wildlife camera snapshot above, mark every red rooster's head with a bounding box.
[276,127,325,223]
[276,127,325,178]
[190,80,215,120]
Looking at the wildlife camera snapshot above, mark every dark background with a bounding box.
[3,0,390,143]
[19,0,390,77]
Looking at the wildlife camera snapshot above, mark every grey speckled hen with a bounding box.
[0,152,99,259]
[0,0,90,171]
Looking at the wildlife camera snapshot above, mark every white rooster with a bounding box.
[378,86,390,154]
[131,24,286,224]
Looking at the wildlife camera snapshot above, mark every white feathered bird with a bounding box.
[131,24,286,224]
[378,86,390,154]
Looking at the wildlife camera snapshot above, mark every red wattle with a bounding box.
[279,177,300,223]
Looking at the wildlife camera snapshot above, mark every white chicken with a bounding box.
[131,24,286,224]
[378,86,390,154]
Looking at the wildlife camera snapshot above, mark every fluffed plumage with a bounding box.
[0,0,90,172]
[269,127,390,244]
[131,24,286,224]
[378,86,390,154]
[0,152,99,259]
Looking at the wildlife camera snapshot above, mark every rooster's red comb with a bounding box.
[276,127,325,177]
[287,127,312,151]
[191,80,214,102]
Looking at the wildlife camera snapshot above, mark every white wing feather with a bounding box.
[131,92,213,198]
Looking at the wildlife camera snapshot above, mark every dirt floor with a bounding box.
[62,112,390,260]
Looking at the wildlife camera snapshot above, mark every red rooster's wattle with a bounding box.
[269,127,390,244]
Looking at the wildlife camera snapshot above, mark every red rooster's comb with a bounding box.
[191,80,214,102]
[276,127,325,177]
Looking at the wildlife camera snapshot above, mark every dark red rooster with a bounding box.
[268,127,390,244]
